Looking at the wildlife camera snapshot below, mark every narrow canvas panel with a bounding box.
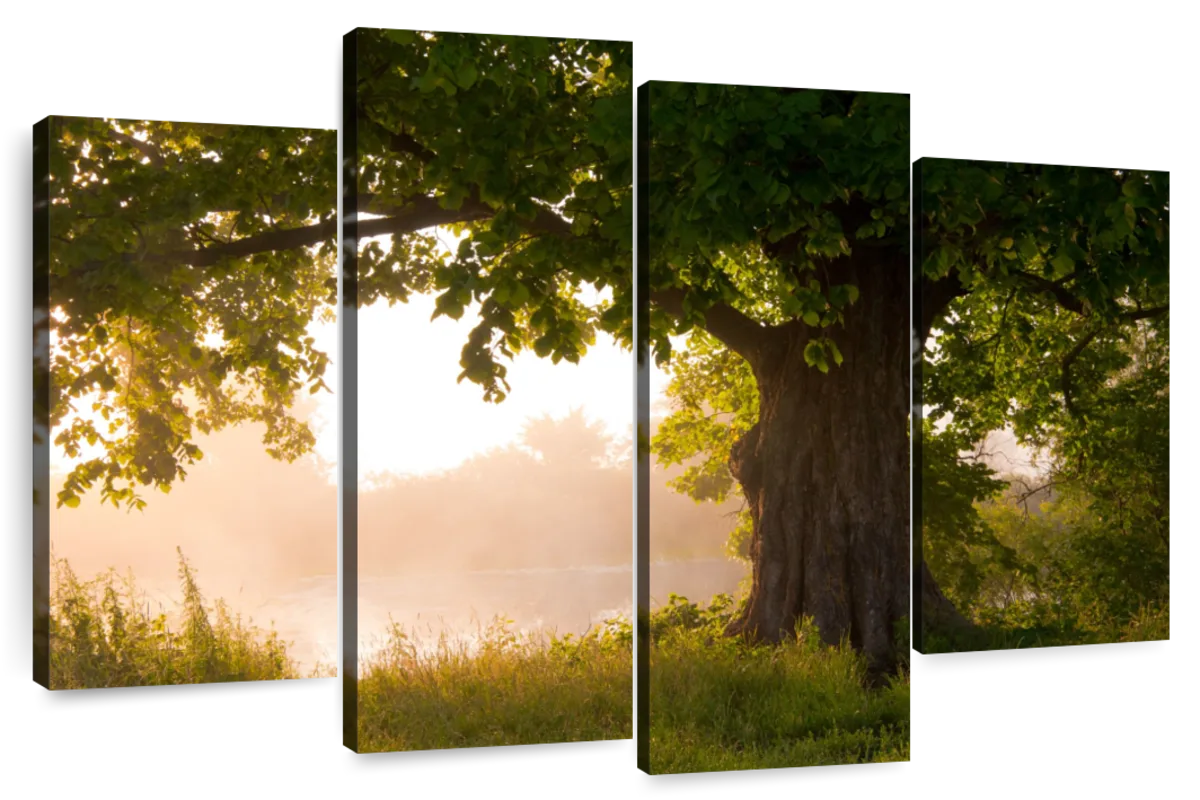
[33,116,339,689]
[342,29,633,753]
[636,81,911,774]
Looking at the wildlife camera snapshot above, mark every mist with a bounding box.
[645,414,749,611]
[49,400,337,670]
[358,410,631,653]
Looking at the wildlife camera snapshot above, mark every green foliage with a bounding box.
[644,84,907,363]
[920,420,1010,604]
[921,272,1166,647]
[48,117,336,510]
[652,330,757,508]
[48,549,317,688]
[354,31,632,402]
[920,160,1168,448]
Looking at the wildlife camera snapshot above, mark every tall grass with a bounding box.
[357,616,632,752]
[49,548,324,689]
[355,593,909,765]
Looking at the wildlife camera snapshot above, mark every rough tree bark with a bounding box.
[722,249,909,674]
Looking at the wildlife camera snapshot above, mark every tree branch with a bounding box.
[354,194,492,238]
[1013,271,1086,315]
[359,192,573,238]
[917,271,970,345]
[650,288,767,361]
[73,216,337,276]
[355,101,438,164]
[1121,304,1169,321]
[1061,326,1101,418]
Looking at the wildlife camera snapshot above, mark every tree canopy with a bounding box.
[351,30,633,402]
[643,84,908,367]
[46,117,336,510]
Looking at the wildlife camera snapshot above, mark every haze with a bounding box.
[355,273,634,656]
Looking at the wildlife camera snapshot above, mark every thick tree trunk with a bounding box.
[726,252,908,674]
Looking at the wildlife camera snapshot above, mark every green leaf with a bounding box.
[456,61,479,90]
[827,339,843,366]
[803,340,823,368]
[1050,252,1075,277]
[510,282,531,306]
[385,30,416,45]
[1018,237,1039,261]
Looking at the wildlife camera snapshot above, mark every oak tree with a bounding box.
[643,83,911,671]
[652,82,1166,676]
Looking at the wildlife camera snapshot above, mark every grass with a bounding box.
[51,548,917,768]
[356,616,633,752]
[356,594,909,764]
[48,548,329,689]
[922,599,1170,653]
[646,594,909,774]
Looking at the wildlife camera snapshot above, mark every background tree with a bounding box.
[351,30,633,400]
[47,117,336,510]
[521,408,615,471]
[358,411,631,571]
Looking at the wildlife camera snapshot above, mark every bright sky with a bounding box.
[339,228,635,486]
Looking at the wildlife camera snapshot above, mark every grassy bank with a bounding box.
[357,617,633,752]
[922,600,1170,654]
[49,549,324,689]
[356,592,908,764]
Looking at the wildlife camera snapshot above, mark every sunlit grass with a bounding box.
[646,594,909,774]
[356,616,632,752]
[49,549,330,689]
[355,592,910,766]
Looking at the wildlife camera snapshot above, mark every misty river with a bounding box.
[250,558,748,671]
